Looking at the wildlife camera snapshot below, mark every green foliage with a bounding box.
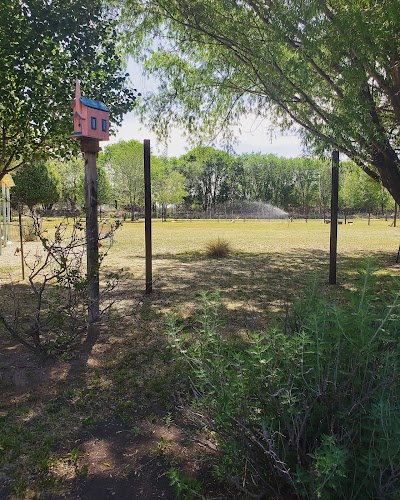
[0,0,136,179]
[205,238,232,258]
[77,164,112,207]
[153,164,187,220]
[166,277,400,498]
[12,160,61,211]
[176,147,232,211]
[50,157,83,211]
[340,162,392,216]
[101,140,148,217]
[166,467,202,499]
[121,0,400,204]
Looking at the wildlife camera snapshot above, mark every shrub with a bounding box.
[205,238,232,258]
[22,219,39,241]
[166,275,400,499]
[0,216,120,354]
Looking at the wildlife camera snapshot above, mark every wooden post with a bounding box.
[2,183,6,246]
[18,212,25,280]
[80,138,100,323]
[6,187,11,243]
[329,150,339,285]
[0,187,2,256]
[144,139,152,294]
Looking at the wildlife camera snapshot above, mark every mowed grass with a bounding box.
[2,217,399,285]
[1,216,399,344]
[111,217,400,260]
[94,217,400,324]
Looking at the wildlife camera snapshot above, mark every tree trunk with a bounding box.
[371,146,400,206]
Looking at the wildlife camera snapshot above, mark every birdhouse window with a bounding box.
[102,119,107,132]
[91,117,97,130]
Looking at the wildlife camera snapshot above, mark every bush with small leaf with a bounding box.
[0,215,120,354]
[166,270,400,499]
[22,219,39,241]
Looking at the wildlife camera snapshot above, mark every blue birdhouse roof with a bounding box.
[80,96,109,112]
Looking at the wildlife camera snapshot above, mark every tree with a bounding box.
[153,166,187,220]
[101,140,160,220]
[121,0,400,204]
[0,0,136,180]
[77,164,112,208]
[292,158,320,218]
[316,160,332,221]
[177,147,232,211]
[50,157,84,211]
[12,160,61,212]
[340,162,387,223]
[239,154,295,209]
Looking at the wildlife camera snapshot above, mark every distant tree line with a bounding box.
[11,140,394,219]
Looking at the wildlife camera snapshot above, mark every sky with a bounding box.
[108,59,304,158]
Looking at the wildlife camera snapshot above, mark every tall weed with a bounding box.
[166,272,400,499]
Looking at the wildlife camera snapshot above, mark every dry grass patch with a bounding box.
[205,238,233,258]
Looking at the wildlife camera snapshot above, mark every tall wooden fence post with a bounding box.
[144,139,153,294]
[81,138,100,323]
[0,190,2,256]
[2,183,6,246]
[329,150,339,285]
[18,212,25,280]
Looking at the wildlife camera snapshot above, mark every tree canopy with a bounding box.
[120,0,400,203]
[12,160,61,211]
[175,147,232,211]
[0,0,137,180]
[152,165,187,220]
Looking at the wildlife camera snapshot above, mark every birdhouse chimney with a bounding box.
[75,79,81,101]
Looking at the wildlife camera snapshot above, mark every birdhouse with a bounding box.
[72,79,110,141]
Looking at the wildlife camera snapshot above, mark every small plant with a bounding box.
[166,467,202,499]
[205,238,232,258]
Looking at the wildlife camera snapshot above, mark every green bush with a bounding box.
[166,272,400,499]
[22,219,39,241]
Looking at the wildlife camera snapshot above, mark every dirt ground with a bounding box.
[0,247,238,499]
[0,316,229,500]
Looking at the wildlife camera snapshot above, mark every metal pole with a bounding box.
[394,202,397,227]
[81,138,100,323]
[18,212,25,280]
[329,150,339,285]
[144,139,152,294]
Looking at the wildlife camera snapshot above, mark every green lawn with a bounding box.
[111,217,399,258]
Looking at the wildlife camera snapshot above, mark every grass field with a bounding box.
[0,218,399,499]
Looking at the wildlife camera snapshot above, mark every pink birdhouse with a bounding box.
[72,79,110,141]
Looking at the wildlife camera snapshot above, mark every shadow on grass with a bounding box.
[0,247,399,499]
[140,248,399,332]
